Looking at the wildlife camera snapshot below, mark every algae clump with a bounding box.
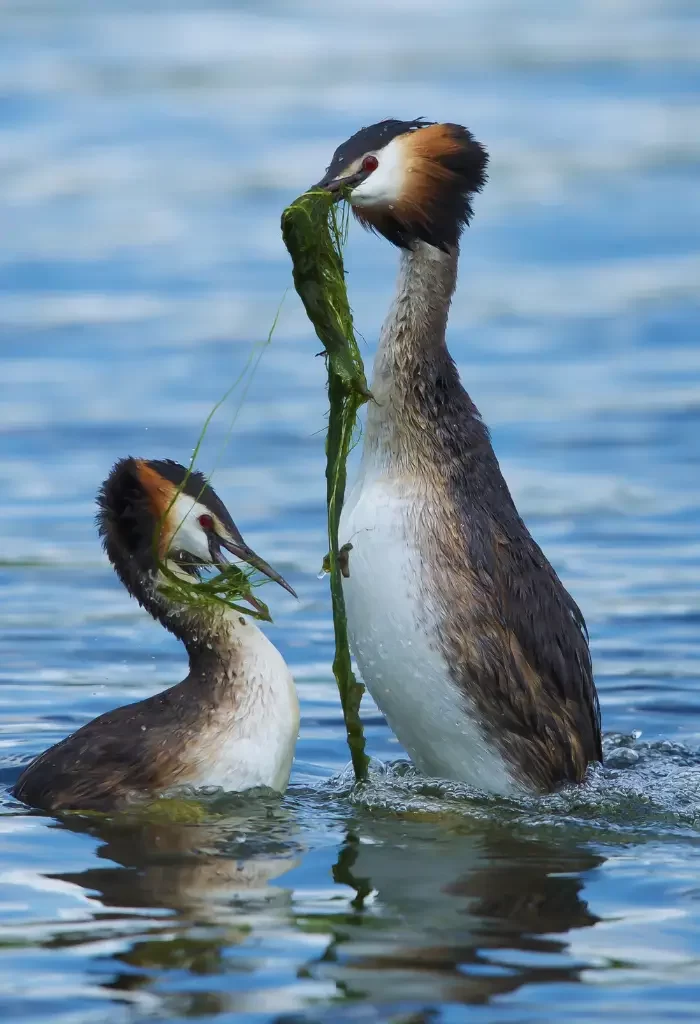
[157,554,272,623]
[281,189,370,782]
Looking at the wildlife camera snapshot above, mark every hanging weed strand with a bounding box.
[281,189,370,782]
[151,303,284,622]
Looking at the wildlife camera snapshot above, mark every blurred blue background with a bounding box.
[1,2,700,1022]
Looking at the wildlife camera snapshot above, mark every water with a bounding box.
[1,0,700,1019]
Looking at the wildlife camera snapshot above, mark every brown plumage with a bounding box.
[317,118,602,793]
[317,118,487,250]
[133,458,180,556]
[370,266,600,788]
[357,123,487,246]
[13,661,235,812]
[13,458,299,813]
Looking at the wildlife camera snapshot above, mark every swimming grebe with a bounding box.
[315,119,602,794]
[13,457,299,812]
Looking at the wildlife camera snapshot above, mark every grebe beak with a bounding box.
[313,169,363,198]
[211,526,297,599]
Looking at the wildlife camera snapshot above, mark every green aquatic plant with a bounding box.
[157,560,271,622]
[110,189,371,780]
[64,795,214,825]
[282,188,371,782]
[150,306,284,623]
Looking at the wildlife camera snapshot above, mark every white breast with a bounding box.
[339,468,518,796]
[188,619,299,795]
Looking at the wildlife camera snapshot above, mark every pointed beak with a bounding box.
[212,526,297,599]
[313,169,364,198]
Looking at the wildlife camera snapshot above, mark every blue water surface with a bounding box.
[2,2,700,1021]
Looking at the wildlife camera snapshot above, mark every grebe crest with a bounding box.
[13,457,299,812]
[315,119,601,795]
[315,117,487,250]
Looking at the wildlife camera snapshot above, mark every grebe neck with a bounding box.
[365,242,478,470]
[375,242,457,378]
[137,576,260,690]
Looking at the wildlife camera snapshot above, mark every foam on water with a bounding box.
[8,731,700,838]
[318,736,700,838]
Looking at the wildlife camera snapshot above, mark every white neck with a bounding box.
[184,609,300,794]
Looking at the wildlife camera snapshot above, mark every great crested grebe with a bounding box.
[315,118,602,795]
[13,458,299,813]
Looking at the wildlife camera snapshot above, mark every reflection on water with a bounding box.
[52,807,300,1018]
[1,0,700,1019]
[4,752,700,1018]
[55,804,300,918]
[316,822,603,1009]
[41,798,605,1016]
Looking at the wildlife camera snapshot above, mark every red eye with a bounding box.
[362,154,379,173]
[198,514,214,531]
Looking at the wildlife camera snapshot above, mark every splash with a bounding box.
[320,734,700,839]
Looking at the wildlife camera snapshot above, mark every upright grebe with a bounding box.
[315,119,601,794]
[14,457,299,812]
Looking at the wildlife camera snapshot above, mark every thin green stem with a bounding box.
[149,305,284,622]
[282,189,370,781]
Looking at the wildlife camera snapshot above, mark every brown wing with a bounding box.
[495,524,601,785]
[13,684,198,813]
[393,338,601,791]
[427,417,602,792]
[442,507,601,791]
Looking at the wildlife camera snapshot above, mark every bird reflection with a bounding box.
[47,801,604,1014]
[54,805,299,919]
[316,816,604,1007]
[50,805,300,1016]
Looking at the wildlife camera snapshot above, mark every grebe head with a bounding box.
[315,118,488,251]
[96,457,295,612]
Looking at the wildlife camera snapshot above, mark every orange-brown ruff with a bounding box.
[353,124,475,242]
[13,458,299,812]
[317,119,602,793]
